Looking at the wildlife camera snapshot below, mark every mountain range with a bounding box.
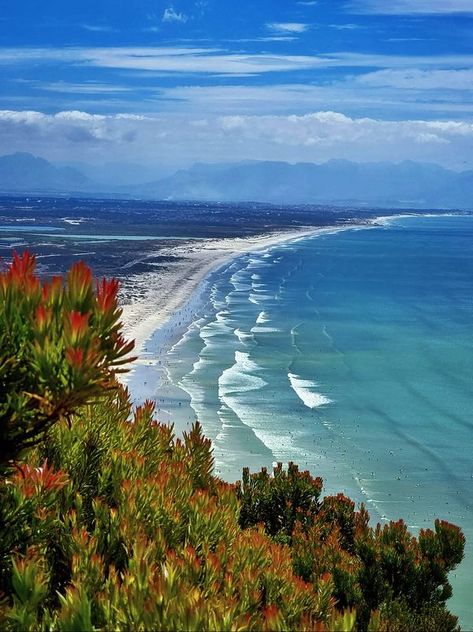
[0,152,471,209]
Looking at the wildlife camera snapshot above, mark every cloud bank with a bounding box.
[1,109,472,170]
[1,47,472,84]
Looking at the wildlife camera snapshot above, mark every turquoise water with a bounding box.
[163,215,473,625]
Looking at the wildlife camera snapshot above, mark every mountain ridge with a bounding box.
[0,152,471,209]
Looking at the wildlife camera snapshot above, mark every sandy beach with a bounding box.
[119,226,335,360]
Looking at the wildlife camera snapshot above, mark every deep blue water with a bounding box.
[165,215,473,625]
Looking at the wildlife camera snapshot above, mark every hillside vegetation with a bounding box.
[0,252,465,631]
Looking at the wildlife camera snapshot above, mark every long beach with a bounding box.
[119,226,337,359]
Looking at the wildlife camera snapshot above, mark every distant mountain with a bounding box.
[59,160,175,187]
[135,159,471,209]
[0,153,97,194]
[0,152,471,209]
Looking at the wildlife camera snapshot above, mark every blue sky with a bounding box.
[1,0,473,169]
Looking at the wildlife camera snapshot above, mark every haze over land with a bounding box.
[1,152,472,209]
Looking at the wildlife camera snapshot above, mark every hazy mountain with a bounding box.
[433,170,473,208]
[137,159,470,209]
[0,152,471,209]
[0,152,97,194]
[59,161,175,187]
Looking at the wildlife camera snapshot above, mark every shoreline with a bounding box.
[119,224,356,364]
[119,222,368,445]
[120,211,465,360]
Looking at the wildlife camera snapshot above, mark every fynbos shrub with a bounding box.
[0,251,134,467]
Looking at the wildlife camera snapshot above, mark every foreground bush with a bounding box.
[0,252,134,467]
[0,395,342,630]
[0,253,465,631]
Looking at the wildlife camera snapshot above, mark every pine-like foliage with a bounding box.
[0,252,466,631]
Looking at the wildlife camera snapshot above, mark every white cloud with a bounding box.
[33,81,131,94]
[328,51,473,69]
[54,111,106,122]
[256,36,298,41]
[213,111,473,165]
[0,46,322,75]
[1,46,473,76]
[329,23,362,30]
[348,0,473,14]
[80,47,327,75]
[0,110,48,125]
[1,108,473,169]
[356,68,473,90]
[0,110,148,147]
[266,22,310,33]
[81,24,117,33]
[152,80,473,119]
[162,7,188,23]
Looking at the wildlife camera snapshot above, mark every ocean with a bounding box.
[155,214,473,626]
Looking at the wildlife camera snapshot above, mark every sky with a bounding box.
[1,0,473,171]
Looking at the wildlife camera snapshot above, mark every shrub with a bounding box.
[0,397,345,630]
[0,251,135,467]
[238,466,464,631]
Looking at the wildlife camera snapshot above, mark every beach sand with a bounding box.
[120,226,329,358]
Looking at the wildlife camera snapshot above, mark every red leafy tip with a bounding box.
[6,250,40,293]
[96,277,119,313]
[67,261,93,293]
[66,347,84,368]
[10,250,36,278]
[35,305,51,329]
[68,310,90,338]
[13,460,69,497]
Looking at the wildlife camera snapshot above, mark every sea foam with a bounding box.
[288,372,333,408]
[219,351,267,395]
